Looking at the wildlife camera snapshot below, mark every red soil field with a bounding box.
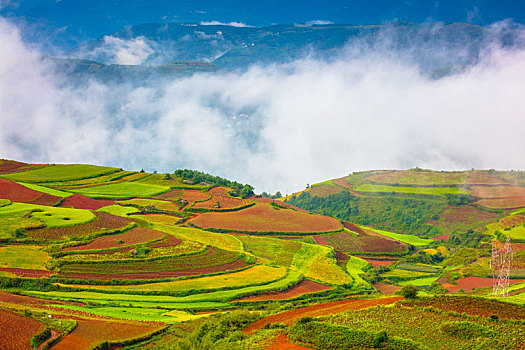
[52,319,164,350]
[193,194,252,210]
[266,333,313,350]
[373,282,402,295]
[243,296,402,333]
[308,184,343,197]
[0,178,61,206]
[500,214,525,228]
[321,222,407,254]
[313,235,328,245]
[0,291,75,306]
[0,159,42,174]
[332,176,362,196]
[252,197,309,213]
[426,205,501,234]
[443,276,525,293]
[470,185,525,198]
[363,258,398,267]
[0,309,45,350]
[191,203,342,233]
[237,280,333,302]
[476,197,525,209]
[208,186,231,196]
[0,267,53,278]
[60,193,115,210]
[26,212,133,240]
[148,234,182,248]
[466,172,509,185]
[60,258,247,280]
[431,234,449,242]
[403,295,525,320]
[63,227,165,251]
[181,189,210,202]
[154,188,184,200]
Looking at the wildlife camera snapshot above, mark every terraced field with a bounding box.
[71,182,170,199]
[0,164,119,183]
[190,202,343,234]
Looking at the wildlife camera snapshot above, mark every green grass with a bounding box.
[71,182,170,199]
[1,164,119,183]
[0,245,50,269]
[345,256,371,287]
[510,208,525,216]
[398,276,440,287]
[0,199,11,207]
[381,269,434,279]
[117,198,180,212]
[361,226,433,246]
[17,182,74,197]
[0,211,44,238]
[355,184,468,196]
[49,305,210,323]
[153,225,244,252]
[28,270,301,304]
[59,265,287,293]
[292,243,353,285]
[96,205,140,217]
[0,203,95,228]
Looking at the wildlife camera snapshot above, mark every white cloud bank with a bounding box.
[1,17,524,194]
[200,21,253,27]
[84,35,154,65]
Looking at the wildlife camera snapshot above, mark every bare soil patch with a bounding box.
[236,280,332,302]
[60,193,115,210]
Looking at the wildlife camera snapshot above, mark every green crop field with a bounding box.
[0,211,44,238]
[398,276,440,286]
[361,226,434,246]
[59,265,287,293]
[0,202,95,227]
[96,205,140,216]
[381,269,434,279]
[17,182,74,197]
[355,184,468,196]
[0,245,50,269]
[154,225,244,252]
[118,198,180,212]
[71,182,170,198]
[345,256,371,287]
[1,164,119,183]
[366,170,467,185]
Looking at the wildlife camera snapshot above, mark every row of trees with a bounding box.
[174,169,254,198]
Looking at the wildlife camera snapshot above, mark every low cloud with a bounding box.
[78,35,154,65]
[1,17,524,194]
[200,21,253,28]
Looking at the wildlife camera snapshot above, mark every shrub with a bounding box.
[440,321,495,340]
[400,285,419,299]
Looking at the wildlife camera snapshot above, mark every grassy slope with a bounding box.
[1,164,119,183]
[17,182,74,197]
[0,245,50,269]
[355,184,468,196]
[71,182,170,198]
[0,202,95,227]
[358,225,434,246]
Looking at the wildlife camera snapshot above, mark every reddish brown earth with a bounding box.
[0,159,42,174]
[307,184,343,197]
[0,308,45,350]
[266,333,313,350]
[313,235,328,245]
[431,234,449,242]
[181,189,210,202]
[59,193,115,210]
[52,319,164,350]
[466,172,509,185]
[148,234,182,248]
[61,259,248,280]
[470,185,525,198]
[373,282,402,295]
[332,176,362,196]
[476,197,525,209]
[0,178,61,206]
[191,203,342,233]
[208,186,231,196]
[154,188,184,200]
[0,267,53,278]
[0,291,79,306]
[252,197,310,213]
[193,194,251,210]
[236,280,332,302]
[426,205,501,234]
[363,258,398,267]
[243,296,403,334]
[63,227,165,251]
[444,277,525,293]
[26,212,133,240]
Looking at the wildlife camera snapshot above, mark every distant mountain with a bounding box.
[67,22,525,72]
[2,0,524,52]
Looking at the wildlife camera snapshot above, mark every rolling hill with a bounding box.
[0,160,524,349]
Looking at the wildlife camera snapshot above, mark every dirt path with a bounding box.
[243,296,402,334]
[266,333,313,350]
[38,329,58,350]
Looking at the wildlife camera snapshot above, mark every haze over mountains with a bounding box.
[0,1,524,193]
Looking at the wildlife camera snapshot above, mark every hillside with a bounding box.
[1,160,524,349]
